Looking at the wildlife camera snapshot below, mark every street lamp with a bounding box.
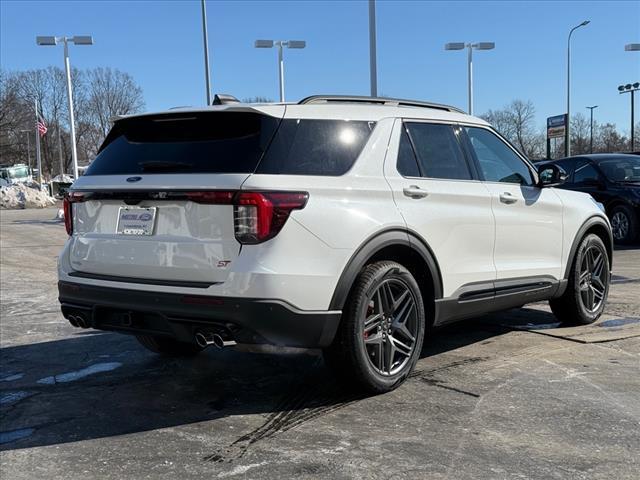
[625,43,640,51]
[254,39,306,102]
[444,42,495,115]
[586,105,598,154]
[618,82,640,151]
[36,35,93,180]
[566,20,590,157]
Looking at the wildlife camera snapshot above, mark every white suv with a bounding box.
[58,95,612,393]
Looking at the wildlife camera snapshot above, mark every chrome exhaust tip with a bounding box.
[195,331,236,349]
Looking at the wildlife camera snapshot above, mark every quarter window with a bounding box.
[396,127,420,177]
[403,123,472,180]
[465,127,534,186]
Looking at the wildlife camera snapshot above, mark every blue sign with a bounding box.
[547,115,566,128]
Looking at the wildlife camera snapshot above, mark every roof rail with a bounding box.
[298,95,465,114]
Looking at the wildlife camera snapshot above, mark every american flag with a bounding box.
[37,117,47,137]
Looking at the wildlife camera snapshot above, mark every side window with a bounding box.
[465,127,534,186]
[573,162,600,184]
[396,126,420,177]
[404,123,472,180]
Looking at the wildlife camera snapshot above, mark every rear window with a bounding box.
[256,119,375,176]
[85,112,280,175]
[86,114,374,177]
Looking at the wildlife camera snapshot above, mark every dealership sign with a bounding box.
[547,114,567,139]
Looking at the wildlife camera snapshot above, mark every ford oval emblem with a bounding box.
[126,176,142,183]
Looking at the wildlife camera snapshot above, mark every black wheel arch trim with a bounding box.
[328,228,443,311]
[564,214,613,280]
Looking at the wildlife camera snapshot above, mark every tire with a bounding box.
[323,261,426,394]
[549,234,610,325]
[135,334,203,356]
[610,205,638,244]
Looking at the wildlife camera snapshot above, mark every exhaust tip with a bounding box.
[67,315,79,328]
[75,314,87,328]
[195,332,210,349]
[194,331,234,349]
[211,334,225,349]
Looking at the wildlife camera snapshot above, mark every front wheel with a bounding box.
[610,205,638,244]
[550,234,610,325]
[323,261,426,394]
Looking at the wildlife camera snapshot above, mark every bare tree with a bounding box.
[480,99,544,159]
[84,67,144,155]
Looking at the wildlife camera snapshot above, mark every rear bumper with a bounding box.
[58,281,342,348]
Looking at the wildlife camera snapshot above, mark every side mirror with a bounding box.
[538,164,567,187]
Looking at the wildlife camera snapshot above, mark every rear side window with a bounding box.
[404,122,472,180]
[85,112,280,175]
[396,126,421,177]
[257,119,374,176]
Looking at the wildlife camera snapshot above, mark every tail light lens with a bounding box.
[233,192,308,244]
[63,191,86,236]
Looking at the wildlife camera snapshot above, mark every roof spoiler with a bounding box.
[212,94,240,105]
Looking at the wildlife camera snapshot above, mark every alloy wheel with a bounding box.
[578,245,607,313]
[611,211,629,241]
[362,278,418,376]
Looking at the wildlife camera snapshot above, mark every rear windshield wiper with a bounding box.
[139,161,194,172]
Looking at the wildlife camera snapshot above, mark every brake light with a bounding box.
[63,192,86,235]
[233,192,308,244]
[185,191,235,204]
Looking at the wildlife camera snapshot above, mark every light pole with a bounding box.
[444,42,495,115]
[625,43,640,51]
[254,40,306,102]
[19,130,31,172]
[566,20,590,157]
[618,83,639,152]
[586,105,598,153]
[368,0,378,97]
[201,0,212,105]
[36,35,93,180]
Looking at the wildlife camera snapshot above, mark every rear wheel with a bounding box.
[610,205,638,244]
[323,261,426,394]
[136,335,204,356]
[549,234,610,325]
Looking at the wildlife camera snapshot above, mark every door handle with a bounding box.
[499,192,518,204]
[403,185,429,199]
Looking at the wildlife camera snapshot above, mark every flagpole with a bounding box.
[34,98,43,187]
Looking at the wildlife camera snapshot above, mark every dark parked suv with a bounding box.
[539,154,640,243]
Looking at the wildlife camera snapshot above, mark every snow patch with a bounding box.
[36,362,122,385]
[0,391,33,405]
[0,373,24,382]
[0,184,57,209]
[217,462,268,478]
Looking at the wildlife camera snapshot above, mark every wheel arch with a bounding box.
[329,229,443,320]
[564,215,613,279]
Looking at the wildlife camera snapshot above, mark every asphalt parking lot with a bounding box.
[1,207,639,479]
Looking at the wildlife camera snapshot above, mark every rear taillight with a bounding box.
[233,192,308,244]
[63,191,86,236]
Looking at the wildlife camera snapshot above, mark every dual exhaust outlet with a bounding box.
[195,331,236,350]
[67,313,89,329]
[66,310,234,350]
